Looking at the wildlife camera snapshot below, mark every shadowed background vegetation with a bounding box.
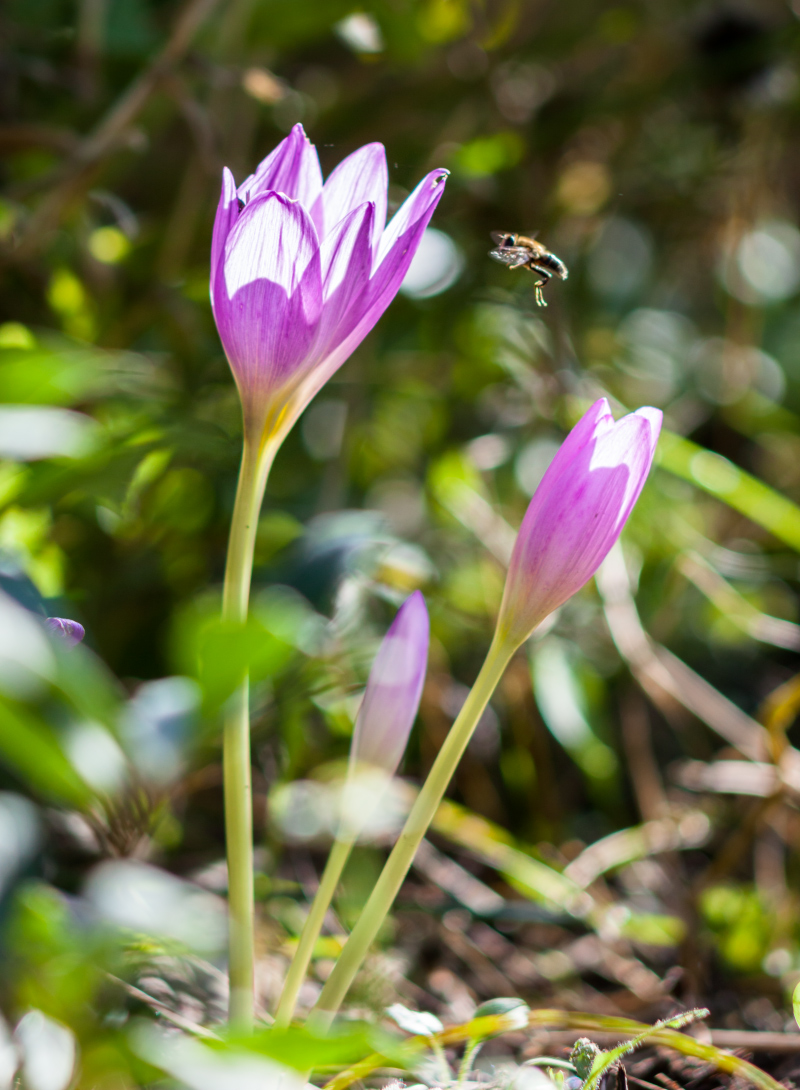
[3,0,800,1082]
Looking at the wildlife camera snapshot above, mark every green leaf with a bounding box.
[195,616,294,712]
[219,1024,402,1073]
[0,698,91,806]
[658,429,800,552]
[583,1009,709,1090]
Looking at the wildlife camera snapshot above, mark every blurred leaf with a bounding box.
[0,699,91,806]
[659,429,800,552]
[222,1024,403,1072]
[452,132,525,178]
[432,797,592,917]
[619,912,687,946]
[8,883,112,1023]
[196,617,294,712]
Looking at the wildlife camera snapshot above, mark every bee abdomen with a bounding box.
[537,251,569,279]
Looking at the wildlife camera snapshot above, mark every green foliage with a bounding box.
[700,884,775,971]
[1,0,800,1077]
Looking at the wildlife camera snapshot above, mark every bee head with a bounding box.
[490,231,517,248]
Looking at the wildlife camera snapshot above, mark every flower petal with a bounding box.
[350,590,429,775]
[498,400,662,645]
[376,167,449,267]
[45,617,85,647]
[315,201,375,355]
[213,193,322,421]
[276,169,448,423]
[210,168,238,304]
[238,123,323,208]
[311,143,387,249]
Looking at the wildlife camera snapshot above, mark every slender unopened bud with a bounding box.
[496,398,662,648]
[45,617,85,648]
[349,590,429,776]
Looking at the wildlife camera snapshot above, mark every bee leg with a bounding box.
[506,254,531,269]
[533,280,547,307]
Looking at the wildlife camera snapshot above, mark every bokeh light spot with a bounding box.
[400,228,463,298]
[88,226,130,264]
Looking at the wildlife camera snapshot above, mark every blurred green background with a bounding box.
[3,0,800,1081]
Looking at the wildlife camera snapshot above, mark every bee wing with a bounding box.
[490,247,529,267]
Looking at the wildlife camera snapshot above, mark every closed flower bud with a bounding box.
[350,590,429,776]
[45,617,85,648]
[496,398,662,648]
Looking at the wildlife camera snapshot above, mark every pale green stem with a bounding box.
[457,1039,483,1085]
[222,431,277,1032]
[431,1038,452,1085]
[274,835,354,1027]
[310,634,515,1028]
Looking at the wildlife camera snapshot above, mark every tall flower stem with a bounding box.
[310,633,515,1027]
[222,429,277,1031]
[274,834,355,1027]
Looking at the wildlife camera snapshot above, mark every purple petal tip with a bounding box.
[46,617,85,648]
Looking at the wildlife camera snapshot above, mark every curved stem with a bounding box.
[222,432,276,1032]
[310,634,515,1027]
[457,1039,483,1085]
[274,835,355,1027]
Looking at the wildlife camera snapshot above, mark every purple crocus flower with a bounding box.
[497,398,662,647]
[45,617,85,648]
[350,590,429,776]
[211,124,448,444]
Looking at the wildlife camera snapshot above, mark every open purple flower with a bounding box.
[350,590,429,776]
[497,399,662,647]
[211,124,448,445]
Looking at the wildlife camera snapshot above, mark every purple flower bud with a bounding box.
[350,590,430,776]
[497,399,662,647]
[45,617,85,648]
[210,124,448,442]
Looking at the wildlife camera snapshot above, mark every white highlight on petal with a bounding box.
[400,228,463,299]
[367,631,421,687]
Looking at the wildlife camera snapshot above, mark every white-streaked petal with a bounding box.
[312,143,387,248]
[222,191,319,296]
[210,167,238,303]
[376,168,449,267]
[238,124,322,208]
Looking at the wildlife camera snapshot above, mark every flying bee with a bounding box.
[489,231,568,307]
